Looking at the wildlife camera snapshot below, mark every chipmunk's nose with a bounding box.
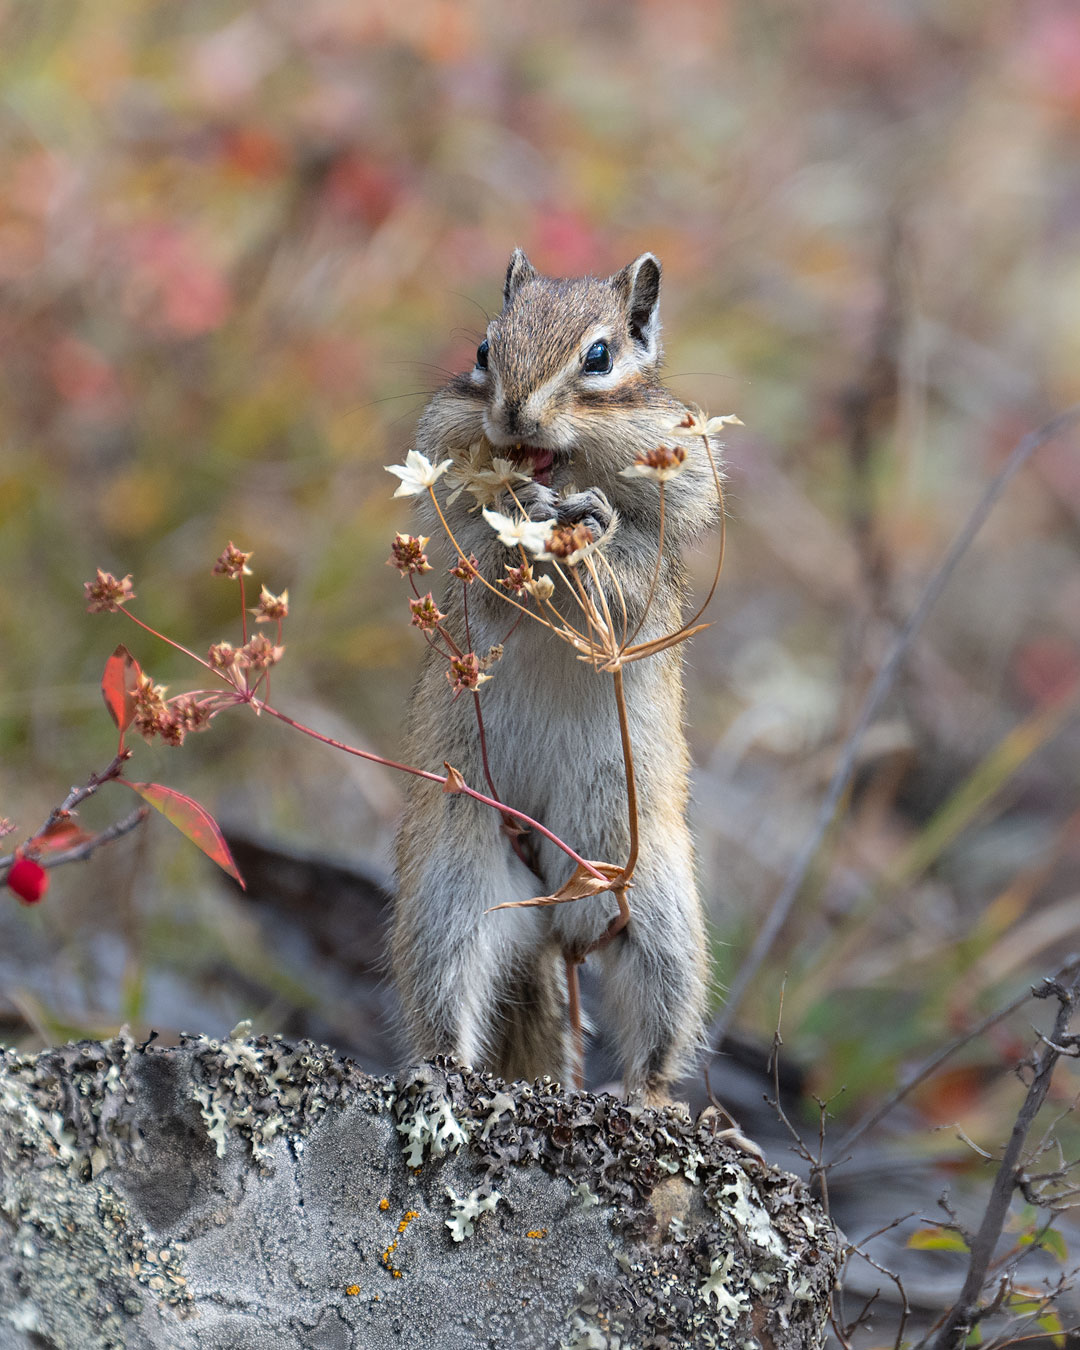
[490,397,539,443]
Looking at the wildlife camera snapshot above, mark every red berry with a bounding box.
[7,857,49,904]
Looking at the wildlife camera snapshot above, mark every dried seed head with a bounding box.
[208,641,238,670]
[157,714,186,747]
[252,585,289,622]
[449,554,479,584]
[132,673,170,742]
[446,652,492,695]
[213,542,253,579]
[169,694,213,734]
[620,443,687,482]
[239,633,284,670]
[408,593,446,631]
[388,534,432,577]
[499,563,532,596]
[445,447,532,507]
[84,569,136,613]
[542,523,595,562]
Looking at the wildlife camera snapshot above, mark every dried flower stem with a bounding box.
[252,699,609,883]
[122,612,215,675]
[427,488,546,630]
[623,482,666,650]
[660,432,726,641]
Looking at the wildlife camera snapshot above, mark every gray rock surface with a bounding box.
[0,1032,840,1349]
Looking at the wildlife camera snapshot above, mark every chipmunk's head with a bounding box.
[470,250,665,484]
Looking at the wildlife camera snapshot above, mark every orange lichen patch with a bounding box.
[378,1197,390,1211]
[345,1285,360,1296]
[380,1208,421,1279]
[526,1229,549,1239]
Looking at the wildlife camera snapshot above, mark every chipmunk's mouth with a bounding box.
[504,445,558,486]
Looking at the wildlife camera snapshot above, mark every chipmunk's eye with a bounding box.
[475,339,489,370]
[583,340,612,375]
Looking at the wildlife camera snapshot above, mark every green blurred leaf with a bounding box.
[907,1227,969,1253]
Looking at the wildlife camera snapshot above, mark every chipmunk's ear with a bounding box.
[503,249,537,308]
[612,253,662,362]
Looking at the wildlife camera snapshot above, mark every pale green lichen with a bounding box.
[444,1185,502,1241]
[570,1180,600,1209]
[398,1094,470,1167]
[709,1165,787,1260]
[701,1251,752,1324]
[188,1032,384,1161]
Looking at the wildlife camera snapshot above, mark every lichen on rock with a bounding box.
[0,1035,840,1349]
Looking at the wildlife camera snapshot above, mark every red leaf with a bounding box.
[7,857,49,904]
[102,645,141,732]
[122,781,245,889]
[35,818,95,854]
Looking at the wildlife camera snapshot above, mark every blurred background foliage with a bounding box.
[3,0,1080,1273]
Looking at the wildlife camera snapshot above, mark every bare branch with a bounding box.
[918,964,1080,1350]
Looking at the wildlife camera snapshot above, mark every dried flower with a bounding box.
[213,542,253,579]
[537,523,596,566]
[481,508,554,554]
[388,534,432,577]
[84,569,135,613]
[499,563,533,596]
[446,446,532,506]
[446,652,492,695]
[133,673,170,742]
[170,694,213,734]
[673,407,743,438]
[409,593,446,631]
[385,449,450,497]
[252,585,289,622]
[449,554,479,584]
[239,633,284,670]
[157,714,186,747]
[525,574,555,602]
[620,444,687,482]
[7,856,48,905]
[208,641,238,671]
[480,644,503,669]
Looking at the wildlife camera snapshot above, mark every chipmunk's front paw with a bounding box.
[557,488,614,538]
[513,481,559,521]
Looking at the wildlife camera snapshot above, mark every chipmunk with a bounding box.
[390,250,721,1102]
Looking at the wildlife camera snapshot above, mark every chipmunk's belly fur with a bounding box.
[422,589,690,953]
